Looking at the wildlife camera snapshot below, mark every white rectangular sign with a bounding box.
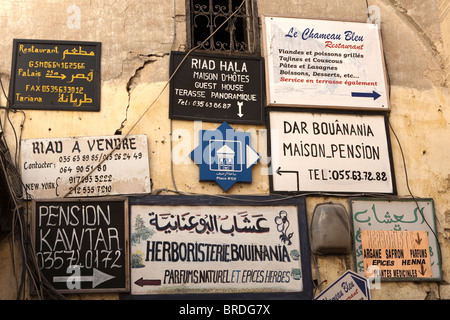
[130,196,310,297]
[262,16,389,110]
[21,135,151,198]
[268,110,395,194]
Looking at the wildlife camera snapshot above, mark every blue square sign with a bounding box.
[190,122,260,191]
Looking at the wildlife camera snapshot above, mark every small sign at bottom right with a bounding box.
[361,230,432,279]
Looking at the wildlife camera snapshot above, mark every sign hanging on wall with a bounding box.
[262,16,389,110]
[361,230,432,279]
[32,198,129,293]
[190,122,260,191]
[268,109,395,194]
[314,270,370,300]
[127,195,312,300]
[21,134,151,198]
[9,39,101,111]
[351,198,441,281]
[169,51,264,124]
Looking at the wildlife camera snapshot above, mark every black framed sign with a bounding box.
[124,195,312,300]
[32,197,129,293]
[267,108,396,195]
[169,51,265,124]
[9,39,101,111]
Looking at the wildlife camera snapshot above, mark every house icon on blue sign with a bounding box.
[217,144,235,171]
[190,122,260,191]
[209,140,242,173]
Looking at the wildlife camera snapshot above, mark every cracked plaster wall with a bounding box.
[0,0,449,300]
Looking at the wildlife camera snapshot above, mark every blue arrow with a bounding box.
[351,90,381,100]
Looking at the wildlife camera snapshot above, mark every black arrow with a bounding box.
[418,263,427,276]
[276,167,300,191]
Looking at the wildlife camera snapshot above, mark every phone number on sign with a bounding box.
[37,249,122,270]
[68,184,113,195]
[59,152,143,163]
[177,98,232,109]
[308,169,388,181]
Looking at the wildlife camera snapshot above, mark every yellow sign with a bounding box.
[361,230,432,279]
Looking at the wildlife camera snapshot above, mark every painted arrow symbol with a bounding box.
[276,167,300,191]
[246,145,260,169]
[46,73,66,80]
[418,263,427,276]
[351,90,381,100]
[53,268,115,288]
[134,277,162,287]
[237,101,244,118]
[415,232,423,245]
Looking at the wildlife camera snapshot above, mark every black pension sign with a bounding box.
[33,198,129,293]
[169,51,264,124]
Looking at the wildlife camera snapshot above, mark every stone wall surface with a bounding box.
[0,0,448,300]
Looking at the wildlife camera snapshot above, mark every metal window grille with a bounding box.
[187,0,259,54]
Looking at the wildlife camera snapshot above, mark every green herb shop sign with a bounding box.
[128,195,313,300]
[21,135,151,198]
[351,198,442,281]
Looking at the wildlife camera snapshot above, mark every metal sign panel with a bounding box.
[262,16,389,110]
[268,109,395,194]
[128,195,313,300]
[32,198,129,293]
[9,39,101,111]
[169,51,265,124]
[315,270,370,300]
[351,198,442,281]
[190,122,260,191]
[21,135,151,198]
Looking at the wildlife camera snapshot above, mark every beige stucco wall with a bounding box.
[0,0,448,300]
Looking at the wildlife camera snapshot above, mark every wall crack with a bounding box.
[115,52,169,134]
[386,0,447,86]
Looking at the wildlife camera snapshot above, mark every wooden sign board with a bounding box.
[361,230,432,279]
[351,198,442,281]
[169,51,264,124]
[32,198,129,293]
[127,195,312,300]
[21,135,151,198]
[262,16,389,110]
[9,39,101,111]
[267,109,395,194]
